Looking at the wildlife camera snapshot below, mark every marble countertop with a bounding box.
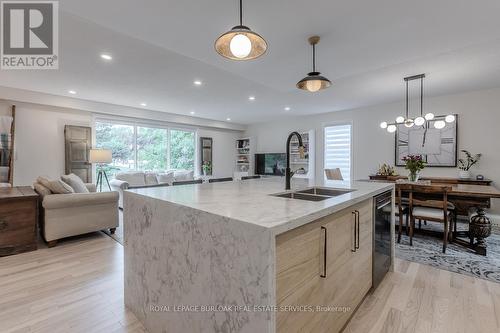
[128,178,394,235]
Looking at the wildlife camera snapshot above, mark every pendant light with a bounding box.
[215,0,267,61]
[380,74,455,133]
[297,36,332,92]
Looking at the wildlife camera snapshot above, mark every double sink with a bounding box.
[272,187,355,202]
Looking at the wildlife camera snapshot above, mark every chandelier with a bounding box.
[380,74,455,133]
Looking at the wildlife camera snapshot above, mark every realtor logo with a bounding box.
[1,1,58,69]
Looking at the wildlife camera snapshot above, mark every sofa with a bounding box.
[109,170,194,208]
[34,180,119,247]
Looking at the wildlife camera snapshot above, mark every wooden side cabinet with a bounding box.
[0,187,39,256]
[276,199,373,333]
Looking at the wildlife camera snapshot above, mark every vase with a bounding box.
[459,170,471,179]
[408,171,420,182]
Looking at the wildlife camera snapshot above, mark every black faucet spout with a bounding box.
[285,131,304,190]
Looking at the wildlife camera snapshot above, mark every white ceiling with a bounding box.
[2,0,500,124]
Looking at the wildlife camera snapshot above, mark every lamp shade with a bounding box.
[89,149,112,164]
[215,26,267,60]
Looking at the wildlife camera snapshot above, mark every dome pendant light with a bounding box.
[215,0,267,60]
[297,36,332,92]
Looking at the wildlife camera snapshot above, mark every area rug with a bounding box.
[396,219,500,284]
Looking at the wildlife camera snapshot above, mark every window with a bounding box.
[137,126,168,171]
[169,129,195,170]
[95,120,196,178]
[95,122,135,178]
[324,124,352,181]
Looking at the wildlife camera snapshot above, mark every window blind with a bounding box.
[324,124,352,181]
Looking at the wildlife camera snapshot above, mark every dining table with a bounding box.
[366,178,500,255]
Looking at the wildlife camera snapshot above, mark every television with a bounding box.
[255,153,286,176]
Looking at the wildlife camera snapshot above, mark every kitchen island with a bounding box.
[124,178,394,333]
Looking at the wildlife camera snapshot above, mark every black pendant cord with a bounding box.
[420,76,423,117]
[239,0,243,26]
[405,80,409,119]
[312,44,316,72]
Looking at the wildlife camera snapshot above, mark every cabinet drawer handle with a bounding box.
[351,211,357,252]
[355,210,360,250]
[320,226,327,278]
[0,219,7,231]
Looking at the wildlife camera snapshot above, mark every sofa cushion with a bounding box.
[115,172,146,187]
[33,182,52,198]
[61,174,89,193]
[173,170,194,182]
[157,171,174,185]
[145,172,159,185]
[37,176,74,194]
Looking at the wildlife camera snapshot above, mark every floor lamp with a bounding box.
[89,149,112,192]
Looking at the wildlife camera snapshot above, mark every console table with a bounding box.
[0,186,39,256]
[369,175,492,186]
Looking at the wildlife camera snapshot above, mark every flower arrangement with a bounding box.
[202,161,212,175]
[458,150,481,171]
[402,155,426,182]
[377,163,397,176]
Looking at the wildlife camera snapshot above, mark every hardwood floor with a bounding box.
[0,233,145,333]
[1,232,499,333]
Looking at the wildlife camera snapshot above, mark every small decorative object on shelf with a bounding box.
[476,175,484,180]
[458,150,481,179]
[376,163,397,176]
[402,155,426,182]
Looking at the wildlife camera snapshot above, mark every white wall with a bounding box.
[0,100,241,186]
[245,87,500,215]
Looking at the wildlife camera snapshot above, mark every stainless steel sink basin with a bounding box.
[296,187,354,197]
[272,192,331,201]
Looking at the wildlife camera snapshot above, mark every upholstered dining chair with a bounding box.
[324,168,344,180]
[396,186,410,243]
[399,183,456,253]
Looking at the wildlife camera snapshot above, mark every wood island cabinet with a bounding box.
[276,199,373,333]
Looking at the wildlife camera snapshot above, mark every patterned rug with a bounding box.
[396,219,500,284]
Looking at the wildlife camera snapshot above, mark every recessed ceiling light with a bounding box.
[68,90,76,95]
[140,102,147,107]
[193,80,202,86]
[100,54,112,61]
[226,117,231,121]
[284,106,291,111]
[190,111,195,115]
[248,96,255,101]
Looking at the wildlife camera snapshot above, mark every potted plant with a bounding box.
[458,150,481,179]
[202,161,212,176]
[377,163,397,177]
[402,155,426,182]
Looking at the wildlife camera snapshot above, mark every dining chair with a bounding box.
[208,177,233,183]
[400,183,456,253]
[172,179,203,186]
[241,175,261,180]
[324,168,343,180]
[396,186,410,243]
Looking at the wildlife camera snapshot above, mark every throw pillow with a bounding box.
[61,173,89,193]
[173,170,194,182]
[33,182,52,197]
[36,176,75,194]
[157,171,174,185]
[145,172,159,185]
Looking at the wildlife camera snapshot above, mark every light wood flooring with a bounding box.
[1,232,499,333]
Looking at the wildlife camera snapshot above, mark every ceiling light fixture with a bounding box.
[68,90,76,95]
[226,117,231,121]
[194,80,202,86]
[248,96,255,101]
[215,0,267,61]
[190,111,196,115]
[100,54,112,61]
[380,74,455,133]
[284,107,291,111]
[297,36,332,92]
[140,102,147,107]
